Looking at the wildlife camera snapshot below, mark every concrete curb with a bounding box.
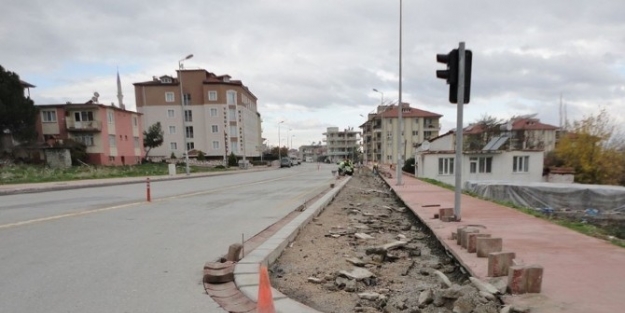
[233,177,351,313]
[0,166,273,196]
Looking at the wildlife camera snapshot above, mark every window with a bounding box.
[229,125,237,137]
[210,108,218,116]
[183,94,191,105]
[167,109,175,117]
[184,110,193,122]
[109,156,115,162]
[134,137,140,148]
[74,111,94,121]
[212,141,220,149]
[109,134,116,147]
[412,131,418,136]
[185,126,194,138]
[231,142,238,153]
[208,91,217,101]
[165,92,175,102]
[211,125,219,133]
[513,156,530,173]
[41,110,57,122]
[469,156,492,174]
[424,131,432,139]
[169,126,176,134]
[170,142,177,150]
[228,108,236,120]
[74,134,94,146]
[227,91,236,105]
[107,111,114,124]
[438,157,454,175]
[133,117,138,126]
[186,142,194,150]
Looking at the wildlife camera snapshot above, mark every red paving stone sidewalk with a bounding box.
[383,172,625,313]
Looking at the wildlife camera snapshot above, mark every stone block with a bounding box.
[507,265,527,294]
[451,232,458,240]
[488,252,516,277]
[441,216,455,222]
[467,233,491,253]
[476,237,502,257]
[456,227,466,245]
[461,229,480,249]
[227,243,243,262]
[526,264,544,293]
[439,208,453,219]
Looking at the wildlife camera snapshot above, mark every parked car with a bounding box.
[291,157,301,165]
[280,157,292,168]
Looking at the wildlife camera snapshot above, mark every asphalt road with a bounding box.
[0,163,335,313]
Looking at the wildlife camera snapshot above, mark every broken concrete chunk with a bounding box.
[442,284,464,299]
[418,289,433,306]
[469,277,500,295]
[366,241,408,255]
[345,257,366,267]
[358,292,380,300]
[433,270,452,288]
[339,267,375,280]
[355,233,375,240]
[396,234,407,240]
[308,277,323,284]
[479,291,496,301]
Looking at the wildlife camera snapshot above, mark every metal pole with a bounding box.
[178,61,190,176]
[454,42,466,221]
[396,0,403,186]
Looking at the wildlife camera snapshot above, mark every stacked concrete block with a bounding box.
[460,228,480,249]
[439,208,454,222]
[476,237,502,257]
[507,264,544,294]
[467,233,491,253]
[487,252,515,277]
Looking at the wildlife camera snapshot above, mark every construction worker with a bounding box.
[373,162,379,174]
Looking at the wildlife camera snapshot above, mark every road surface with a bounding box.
[0,163,334,313]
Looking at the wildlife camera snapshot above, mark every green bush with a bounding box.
[227,152,238,167]
[170,152,176,159]
[197,151,206,161]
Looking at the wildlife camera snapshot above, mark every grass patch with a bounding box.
[0,163,230,185]
[418,177,625,248]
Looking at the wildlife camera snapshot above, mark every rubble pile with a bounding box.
[271,171,515,313]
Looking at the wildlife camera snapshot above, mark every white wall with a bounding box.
[418,151,544,187]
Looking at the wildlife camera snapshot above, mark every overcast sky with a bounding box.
[2,0,624,148]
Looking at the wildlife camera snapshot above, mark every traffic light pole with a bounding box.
[454,42,466,221]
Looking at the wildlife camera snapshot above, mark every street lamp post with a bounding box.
[372,88,384,106]
[291,135,295,152]
[396,0,403,186]
[178,54,193,176]
[278,121,284,163]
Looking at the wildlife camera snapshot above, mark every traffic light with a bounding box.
[436,49,472,104]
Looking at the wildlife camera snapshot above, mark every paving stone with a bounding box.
[488,252,516,277]
[468,233,491,253]
[476,237,502,257]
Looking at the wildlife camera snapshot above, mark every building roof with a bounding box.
[379,105,442,118]
[510,118,559,131]
[36,102,142,114]
[133,69,257,100]
[20,80,36,88]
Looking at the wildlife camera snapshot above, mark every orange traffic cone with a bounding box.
[257,265,275,313]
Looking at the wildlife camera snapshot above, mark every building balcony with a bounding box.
[66,120,101,132]
[424,124,442,130]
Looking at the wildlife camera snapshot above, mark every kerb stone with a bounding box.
[467,233,491,253]
[488,252,515,277]
[476,237,502,257]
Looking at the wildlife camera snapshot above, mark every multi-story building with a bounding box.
[323,127,360,163]
[35,100,144,165]
[360,103,443,165]
[133,69,262,160]
[298,143,326,163]
[464,114,559,152]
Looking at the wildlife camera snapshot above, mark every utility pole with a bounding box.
[396,0,404,185]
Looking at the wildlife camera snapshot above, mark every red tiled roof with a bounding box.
[379,106,442,118]
[511,118,559,131]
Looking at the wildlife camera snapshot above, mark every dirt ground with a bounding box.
[270,169,503,313]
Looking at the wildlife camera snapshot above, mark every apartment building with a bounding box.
[133,69,262,160]
[35,101,144,165]
[323,127,360,163]
[360,103,443,164]
[464,114,559,152]
[298,144,326,163]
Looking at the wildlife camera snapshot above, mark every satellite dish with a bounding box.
[421,140,430,151]
[94,92,100,98]
[506,121,513,131]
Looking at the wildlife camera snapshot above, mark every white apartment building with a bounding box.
[133,69,262,160]
[323,127,360,163]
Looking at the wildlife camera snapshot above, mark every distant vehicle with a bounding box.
[291,157,301,165]
[280,157,292,168]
